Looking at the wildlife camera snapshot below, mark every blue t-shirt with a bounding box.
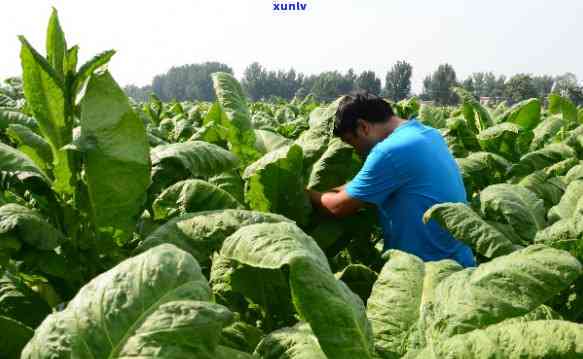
[346,119,475,267]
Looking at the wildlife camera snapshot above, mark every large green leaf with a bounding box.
[0,204,62,250]
[476,122,532,162]
[499,98,541,131]
[535,217,583,247]
[212,72,259,164]
[136,209,292,266]
[307,137,361,191]
[220,222,329,272]
[221,222,374,359]
[190,102,229,144]
[456,152,510,194]
[220,320,263,354]
[255,129,292,154]
[565,162,583,184]
[6,124,53,171]
[45,7,67,77]
[209,170,245,203]
[21,244,232,358]
[427,245,582,342]
[294,101,340,174]
[72,50,116,98]
[151,141,239,188]
[64,45,78,76]
[479,184,546,243]
[307,96,344,129]
[19,36,73,194]
[412,320,583,358]
[424,203,516,258]
[79,70,150,235]
[290,257,374,359]
[544,157,580,178]
[508,143,576,178]
[254,323,327,359]
[534,210,583,263]
[0,109,38,130]
[366,250,425,359]
[453,87,494,133]
[548,179,583,224]
[366,253,463,358]
[518,170,565,209]
[0,142,50,183]
[530,114,566,150]
[445,117,481,152]
[549,93,578,123]
[243,145,311,226]
[152,179,242,220]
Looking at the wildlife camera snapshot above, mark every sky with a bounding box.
[1,0,582,93]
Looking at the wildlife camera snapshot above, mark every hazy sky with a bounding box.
[1,0,582,92]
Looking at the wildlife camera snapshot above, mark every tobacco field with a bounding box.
[1,9,583,359]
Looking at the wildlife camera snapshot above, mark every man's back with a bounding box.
[346,118,475,267]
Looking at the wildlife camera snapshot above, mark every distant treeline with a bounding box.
[124,61,583,106]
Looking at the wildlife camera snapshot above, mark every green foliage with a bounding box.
[356,70,382,95]
[412,320,583,358]
[219,222,374,358]
[149,62,234,102]
[423,64,459,105]
[5,8,583,358]
[243,145,311,226]
[21,244,234,358]
[152,179,242,220]
[549,92,578,123]
[384,60,413,101]
[136,210,292,267]
[424,203,516,258]
[79,70,151,237]
[212,72,260,164]
[504,74,538,104]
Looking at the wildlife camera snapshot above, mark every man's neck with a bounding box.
[380,116,407,138]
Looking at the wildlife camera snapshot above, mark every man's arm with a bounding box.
[330,184,346,192]
[308,188,365,218]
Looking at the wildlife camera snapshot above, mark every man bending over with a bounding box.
[308,92,475,267]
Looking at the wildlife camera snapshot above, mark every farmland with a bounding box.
[1,8,583,359]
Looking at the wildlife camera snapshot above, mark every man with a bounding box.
[308,92,475,267]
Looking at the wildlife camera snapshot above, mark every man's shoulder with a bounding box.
[375,120,430,153]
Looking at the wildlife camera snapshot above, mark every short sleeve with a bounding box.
[346,148,403,205]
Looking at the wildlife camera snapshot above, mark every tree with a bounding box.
[420,75,433,101]
[151,62,233,101]
[242,62,267,101]
[384,60,412,101]
[492,75,507,98]
[429,64,458,105]
[553,72,578,94]
[310,71,355,102]
[532,75,555,99]
[462,77,475,96]
[552,73,583,105]
[504,74,537,104]
[242,63,304,101]
[123,84,152,102]
[355,70,381,95]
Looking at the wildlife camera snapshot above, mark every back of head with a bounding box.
[334,91,394,137]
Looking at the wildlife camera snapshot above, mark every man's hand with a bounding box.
[307,188,365,218]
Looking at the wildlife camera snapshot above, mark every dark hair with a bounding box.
[333,91,394,137]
